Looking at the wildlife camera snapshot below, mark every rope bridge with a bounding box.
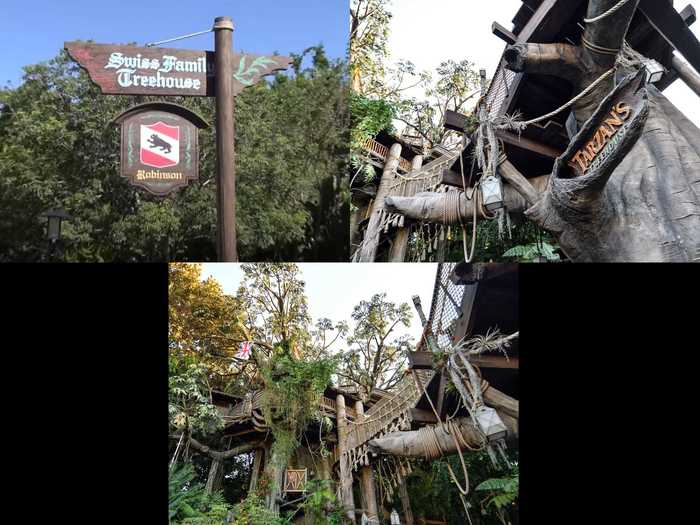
[343,368,435,472]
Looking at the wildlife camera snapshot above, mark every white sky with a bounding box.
[387,0,700,128]
[199,263,438,353]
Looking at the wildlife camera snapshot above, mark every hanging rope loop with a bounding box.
[583,0,634,24]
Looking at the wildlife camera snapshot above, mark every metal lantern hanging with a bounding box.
[474,405,508,443]
[480,175,505,212]
[643,59,665,84]
[390,509,401,525]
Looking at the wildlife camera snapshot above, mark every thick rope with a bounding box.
[583,0,634,24]
[496,67,616,131]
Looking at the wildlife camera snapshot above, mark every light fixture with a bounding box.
[643,59,665,84]
[480,175,505,212]
[474,405,508,443]
[41,208,71,242]
[390,509,401,525]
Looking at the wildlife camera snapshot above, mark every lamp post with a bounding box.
[41,208,71,261]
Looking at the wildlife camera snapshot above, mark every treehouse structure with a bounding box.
[202,263,519,524]
[355,0,700,262]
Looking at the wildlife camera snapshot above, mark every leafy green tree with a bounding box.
[337,293,412,401]
[0,46,347,261]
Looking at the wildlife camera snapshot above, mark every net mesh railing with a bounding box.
[425,263,467,350]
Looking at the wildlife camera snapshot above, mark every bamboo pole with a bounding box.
[355,400,380,523]
[389,154,424,262]
[358,143,403,261]
[336,394,356,523]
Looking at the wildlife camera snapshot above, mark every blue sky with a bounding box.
[1,0,347,87]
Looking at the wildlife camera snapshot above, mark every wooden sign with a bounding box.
[64,42,292,97]
[112,103,208,196]
[283,468,307,493]
[559,70,649,179]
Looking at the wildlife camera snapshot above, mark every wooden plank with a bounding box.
[409,407,438,424]
[452,282,479,343]
[471,355,520,370]
[495,128,564,159]
[444,109,469,132]
[440,168,466,188]
[646,4,697,91]
[434,373,448,416]
[492,21,518,45]
[639,0,700,74]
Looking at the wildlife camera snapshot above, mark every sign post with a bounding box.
[213,16,237,261]
[64,17,293,261]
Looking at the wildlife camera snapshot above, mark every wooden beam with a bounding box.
[495,128,564,159]
[649,4,697,92]
[434,373,448,416]
[444,109,469,133]
[639,0,700,74]
[444,109,563,159]
[492,21,517,45]
[503,0,588,116]
[471,355,520,370]
[409,407,439,424]
[440,169,466,188]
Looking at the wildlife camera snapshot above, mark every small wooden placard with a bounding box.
[284,468,307,493]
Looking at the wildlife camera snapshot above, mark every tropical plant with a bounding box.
[502,242,561,262]
[170,463,232,524]
[475,469,519,525]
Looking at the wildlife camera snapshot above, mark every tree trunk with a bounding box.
[368,416,516,458]
[336,394,357,523]
[248,447,263,495]
[355,400,379,523]
[264,446,285,515]
[398,476,415,525]
[205,458,224,494]
[389,155,424,262]
[357,143,403,262]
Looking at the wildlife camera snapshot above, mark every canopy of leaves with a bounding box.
[337,293,412,401]
[0,46,348,261]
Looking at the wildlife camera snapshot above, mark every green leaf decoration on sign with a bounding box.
[233,55,279,86]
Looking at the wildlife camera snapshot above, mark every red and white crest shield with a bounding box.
[140,121,180,168]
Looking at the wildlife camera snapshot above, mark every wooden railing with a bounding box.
[361,137,414,173]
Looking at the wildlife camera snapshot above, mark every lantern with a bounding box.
[390,509,401,525]
[474,405,508,442]
[643,59,665,84]
[480,175,505,212]
[41,208,71,242]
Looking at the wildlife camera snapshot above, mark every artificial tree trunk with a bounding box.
[385,0,700,262]
[367,416,516,458]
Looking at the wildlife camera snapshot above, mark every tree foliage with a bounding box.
[0,46,348,261]
[337,293,412,401]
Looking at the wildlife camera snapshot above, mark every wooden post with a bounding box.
[205,458,224,493]
[248,447,263,495]
[671,54,700,98]
[389,154,423,262]
[213,16,238,261]
[336,394,356,523]
[357,143,402,262]
[355,400,379,523]
[398,477,415,525]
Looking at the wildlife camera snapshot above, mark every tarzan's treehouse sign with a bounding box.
[64,17,293,261]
